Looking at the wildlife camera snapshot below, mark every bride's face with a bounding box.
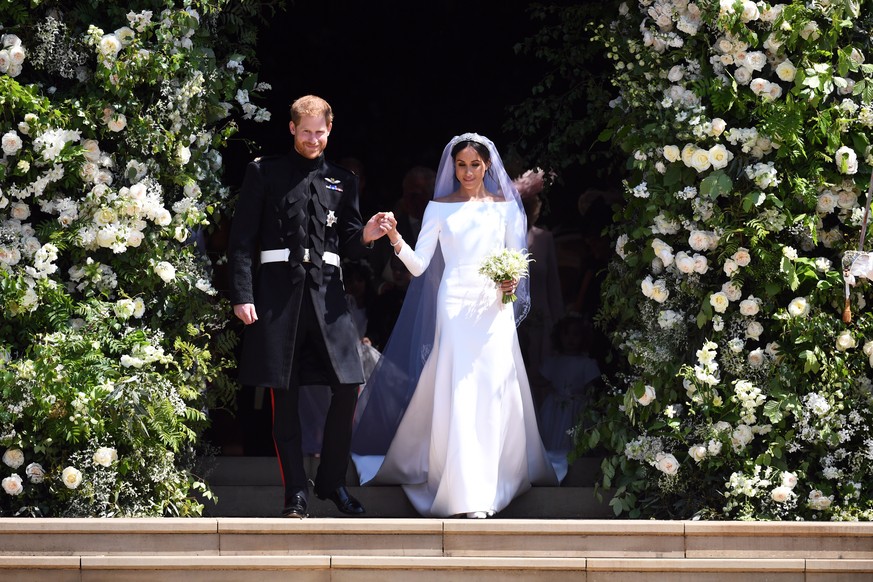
[454,146,489,192]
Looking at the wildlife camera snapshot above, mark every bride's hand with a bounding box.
[498,279,517,294]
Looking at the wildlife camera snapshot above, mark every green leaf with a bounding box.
[699,170,733,199]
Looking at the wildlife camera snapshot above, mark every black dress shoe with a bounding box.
[281,493,308,518]
[315,485,365,515]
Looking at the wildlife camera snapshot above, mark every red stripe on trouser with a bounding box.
[270,388,287,491]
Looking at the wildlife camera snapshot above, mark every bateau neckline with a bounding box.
[431,198,508,204]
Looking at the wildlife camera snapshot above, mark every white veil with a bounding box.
[351,132,530,457]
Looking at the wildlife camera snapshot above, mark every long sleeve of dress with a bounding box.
[395,202,441,277]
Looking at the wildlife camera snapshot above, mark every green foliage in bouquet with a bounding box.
[574,0,873,520]
[0,0,279,516]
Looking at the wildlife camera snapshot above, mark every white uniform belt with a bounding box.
[260,248,340,267]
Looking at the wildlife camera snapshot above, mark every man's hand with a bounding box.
[362,211,394,244]
[233,303,258,325]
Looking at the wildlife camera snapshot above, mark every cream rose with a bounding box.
[775,59,797,82]
[835,146,858,174]
[62,466,83,489]
[782,471,798,489]
[770,486,793,503]
[747,348,765,367]
[835,330,856,351]
[787,297,810,317]
[2,474,23,496]
[739,297,760,316]
[654,452,679,475]
[688,445,707,463]
[2,448,24,469]
[710,291,729,313]
[93,447,118,467]
[708,144,732,169]
[711,117,726,136]
[663,144,681,162]
[690,148,712,173]
[154,261,176,283]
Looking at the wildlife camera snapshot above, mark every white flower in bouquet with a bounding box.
[770,485,794,503]
[478,248,533,304]
[654,452,679,475]
[635,384,656,406]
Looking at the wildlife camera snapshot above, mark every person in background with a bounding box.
[515,169,564,408]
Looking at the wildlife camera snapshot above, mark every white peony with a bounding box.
[710,292,730,313]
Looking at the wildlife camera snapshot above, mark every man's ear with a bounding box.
[289,121,296,135]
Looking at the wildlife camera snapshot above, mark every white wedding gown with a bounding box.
[355,200,557,517]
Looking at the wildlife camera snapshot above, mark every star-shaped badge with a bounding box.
[325,210,337,227]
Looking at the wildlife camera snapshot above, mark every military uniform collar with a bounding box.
[290,150,324,173]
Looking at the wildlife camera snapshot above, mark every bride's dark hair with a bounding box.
[450,139,491,162]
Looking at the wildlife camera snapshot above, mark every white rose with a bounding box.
[690,148,712,173]
[731,424,753,449]
[641,276,654,298]
[710,292,730,313]
[688,445,707,463]
[775,59,797,82]
[62,466,82,489]
[747,348,765,367]
[782,471,798,489]
[681,143,697,166]
[92,446,118,467]
[667,65,684,82]
[650,280,669,303]
[708,144,732,169]
[2,474,23,496]
[107,113,127,132]
[655,452,679,475]
[863,340,873,357]
[176,145,191,166]
[800,21,820,41]
[722,281,742,302]
[2,448,24,469]
[692,254,709,274]
[636,385,656,406]
[154,261,176,283]
[732,247,751,267]
[740,0,759,21]
[734,66,753,85]
[675,251,696,274]
[835,146,858,174]
[835,330,856,351]
[663,145,681,162]
[749,77,770,95]
[770,486,793,503]
[787,297,809,317]
[746,321,763,340]
[25,462,45,484]
[688,230,713,251]
[711,118,726,136]
[707,440,723,455]
[739,298,760,316]
[1,130,23,156]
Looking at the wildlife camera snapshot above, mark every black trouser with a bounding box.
[271,292,358,504]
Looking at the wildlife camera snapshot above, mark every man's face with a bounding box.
[289,115,330,159]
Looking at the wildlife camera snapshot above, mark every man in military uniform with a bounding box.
[228,95,390,518]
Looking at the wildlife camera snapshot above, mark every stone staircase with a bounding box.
[1,517,871,581]
[2,456,871,580]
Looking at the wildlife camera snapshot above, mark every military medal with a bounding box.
[324,177,343,192]
[325,210,337,227]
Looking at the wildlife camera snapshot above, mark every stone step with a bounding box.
[7,556,873,582]
[2,519,871,581]
[197,455,610,518]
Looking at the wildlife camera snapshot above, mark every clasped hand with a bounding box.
[362,211,398,244]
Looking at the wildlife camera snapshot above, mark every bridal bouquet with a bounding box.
[479,248,534,303]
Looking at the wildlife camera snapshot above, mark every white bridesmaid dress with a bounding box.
[356,199,557,517]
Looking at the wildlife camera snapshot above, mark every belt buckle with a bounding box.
[302,248,311,263]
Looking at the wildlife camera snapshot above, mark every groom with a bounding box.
[228,94,390,518]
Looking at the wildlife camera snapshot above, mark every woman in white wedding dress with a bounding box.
[351,133,557,518]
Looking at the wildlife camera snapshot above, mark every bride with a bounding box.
[351,133,557,518]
